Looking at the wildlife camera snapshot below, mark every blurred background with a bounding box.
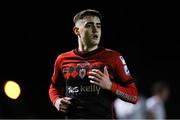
[1,3,179,119]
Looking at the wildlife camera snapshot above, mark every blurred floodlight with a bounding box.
[4,80,21,99]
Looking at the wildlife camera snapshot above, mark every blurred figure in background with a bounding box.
[146,81,170,119]
[114,94,147,119]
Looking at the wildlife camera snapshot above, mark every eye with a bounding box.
[97,25,101,28]
[85,24,91,28]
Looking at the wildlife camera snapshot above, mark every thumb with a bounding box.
[64,97,72,101]
[104,66,109,77]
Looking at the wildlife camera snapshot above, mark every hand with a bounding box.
[55,97,72,113]
[88,66,112,90]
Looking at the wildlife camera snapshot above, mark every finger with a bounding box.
[61,98,71,105]
[64,97,72,101]
[61,109,67,113]
[90,80,99,86]
[60,105,69,110]
[88,75,101,82]
[89,71,102,79]
[60,107,68,113]
[59,104,69,113]
[91,69,104,76]
[61,102,70,108]
[104,66,109,77]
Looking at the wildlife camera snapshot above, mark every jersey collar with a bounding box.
[73,47,104,57]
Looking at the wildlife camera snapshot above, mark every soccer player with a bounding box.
[49,9,138,119]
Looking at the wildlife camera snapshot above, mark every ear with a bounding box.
[73,26,79,36]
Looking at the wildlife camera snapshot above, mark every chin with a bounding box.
[88,42,98,47]
[92,41,100,46]
[93,39,100,43]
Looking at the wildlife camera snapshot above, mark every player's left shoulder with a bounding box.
[103,47,122,57]
[103,48,129,65]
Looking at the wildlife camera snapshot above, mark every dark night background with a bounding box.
[0,3,180,119]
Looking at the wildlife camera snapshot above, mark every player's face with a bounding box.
[162,88,170,101]
[75,16,101,47]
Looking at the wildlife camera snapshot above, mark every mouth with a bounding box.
[93,35,98,39]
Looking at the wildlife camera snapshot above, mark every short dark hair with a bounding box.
[73,9,103,24]
[152,81,169,95]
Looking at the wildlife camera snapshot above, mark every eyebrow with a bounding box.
[86,22,101,25]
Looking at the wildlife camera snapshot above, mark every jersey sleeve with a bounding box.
[111,55,138,104]
[49,55,65,105]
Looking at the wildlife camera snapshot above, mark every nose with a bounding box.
[92,26,97,33]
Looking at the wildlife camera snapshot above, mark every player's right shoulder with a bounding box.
[56,50,74,60]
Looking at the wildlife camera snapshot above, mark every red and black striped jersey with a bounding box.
[49,47,138,119]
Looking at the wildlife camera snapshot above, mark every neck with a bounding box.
[78,45,98,52]
[78,39,98,52]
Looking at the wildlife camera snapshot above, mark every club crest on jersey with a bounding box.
[119,56,126,65]
[124,65,130,76]
[119,56,130,76]
[79,68,86,79]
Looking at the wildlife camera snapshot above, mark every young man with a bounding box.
[146,81,170,119]
[49,9,138,119]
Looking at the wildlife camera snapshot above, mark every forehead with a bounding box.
[76,16,101,25]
